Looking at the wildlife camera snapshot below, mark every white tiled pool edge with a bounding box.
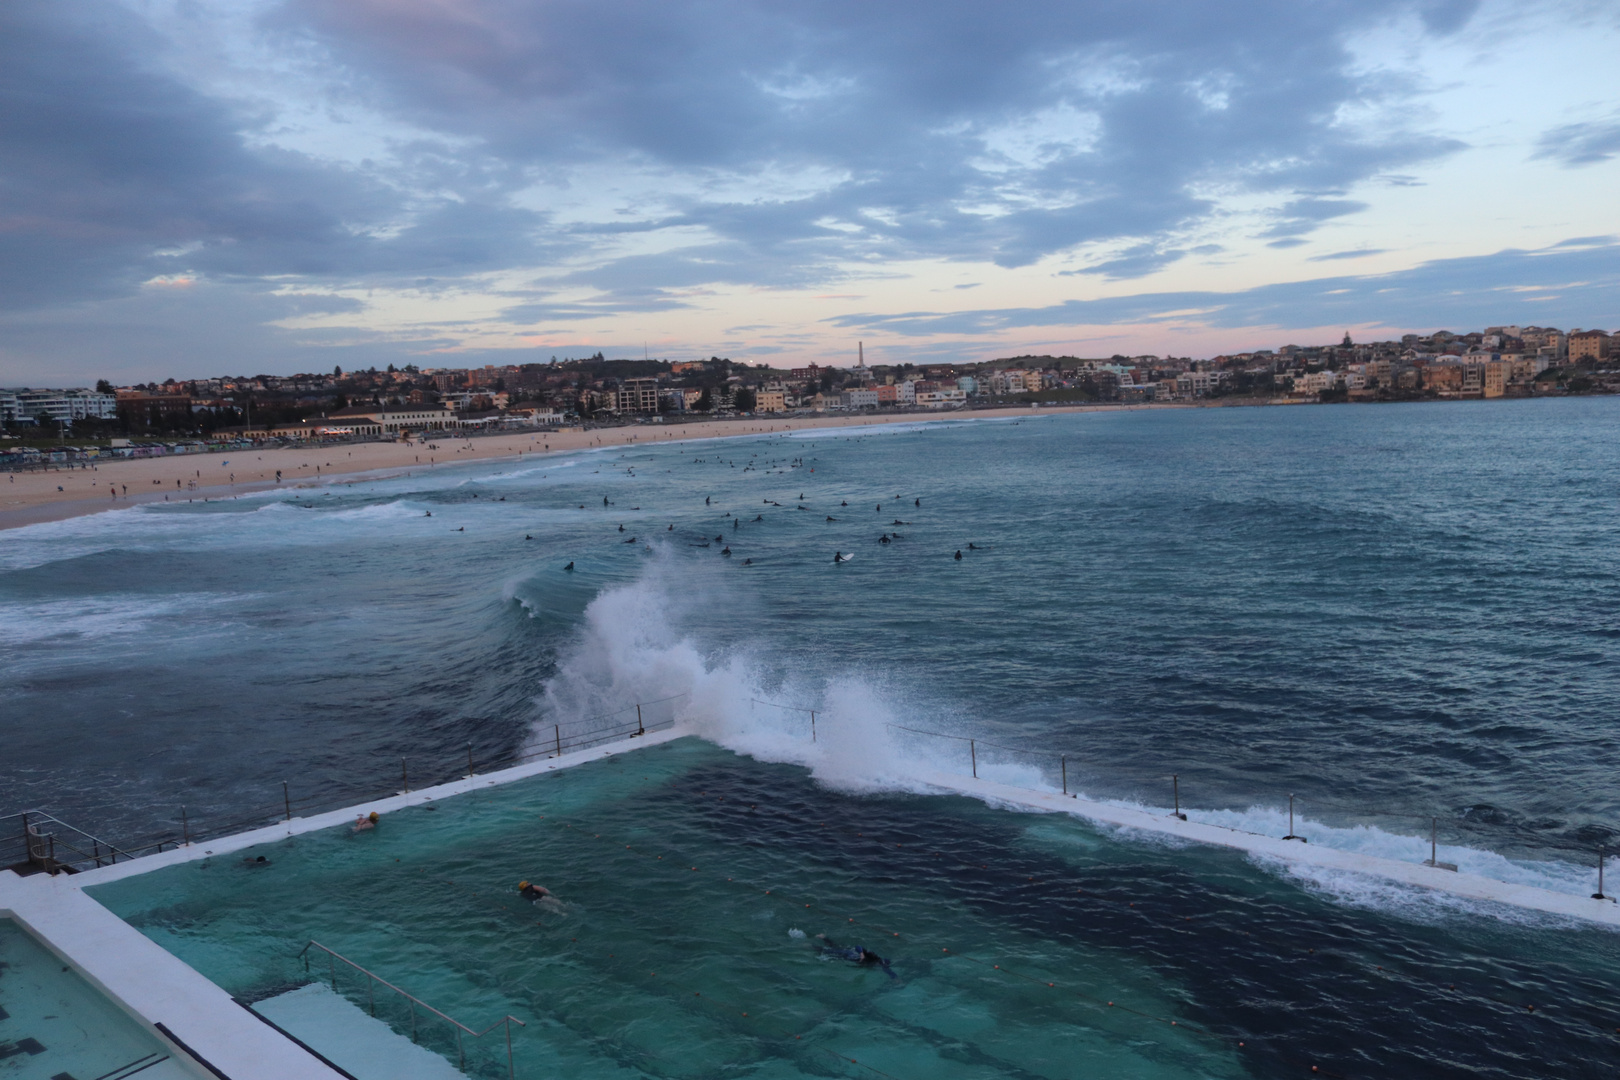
[0,726,690,1079]
[71,725,691,889]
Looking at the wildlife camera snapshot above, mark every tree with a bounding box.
[733,387,756,412]
[333,365,343,376]
[694,388,713,412]
[96,379,114,394]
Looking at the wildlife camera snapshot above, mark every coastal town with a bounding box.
[3,324,1617,466]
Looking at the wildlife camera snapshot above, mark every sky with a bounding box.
[2,0,1619,384]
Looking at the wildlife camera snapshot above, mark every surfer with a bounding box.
[721,546,732,555]
[968,543,979,550]
[815,935,895,978]
[955,550,962,560]
[834,551,851,563]
[879,535,890,544]
[564,562,574,570]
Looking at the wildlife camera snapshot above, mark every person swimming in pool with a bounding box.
[815,934,895,978]
[518,880,551,901]
[352,811,379,832]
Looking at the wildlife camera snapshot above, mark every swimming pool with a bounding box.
[86,737,1620,1079]
[0,916,205,1080]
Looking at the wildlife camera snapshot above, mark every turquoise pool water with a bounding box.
[87,738,1620,1079]
[0,917,200,1080]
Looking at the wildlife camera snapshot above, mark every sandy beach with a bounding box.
[1,405,1124,530]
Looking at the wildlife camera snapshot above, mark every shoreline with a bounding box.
[0,404,1143,530]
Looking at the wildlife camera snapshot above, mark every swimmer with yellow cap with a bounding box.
[518,880,551,901]
[352,811,379,833]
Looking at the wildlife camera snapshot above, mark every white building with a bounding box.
[4,388,118,424]
[916,387,967,407]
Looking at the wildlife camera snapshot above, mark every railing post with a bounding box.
[402,759,409,794]
[636,703,644,736]
[1283,794,1303,842]
[369,974,375,1016]
[555,724,562,757]
[1595,848,1608,901]
[1061,755,1066,795]
[330,954,337,992]
[1172,775,1187,820]
[811,711,816,743]
[970,739,977,779]
[506,1018,515,1080]
[181,806,189,846]
[410,999,417,1042]
[468,742,475,778]
[458,1028,465,1071]
[283,781,291,822]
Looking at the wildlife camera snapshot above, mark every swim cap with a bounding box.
[368,811,379,822]
[518,880,529,889]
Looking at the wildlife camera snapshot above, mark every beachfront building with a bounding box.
[325,403,458,433]
[3,388,119,424]
[616,378,661,414]
[755,389,787,412]
[915,386,967,407]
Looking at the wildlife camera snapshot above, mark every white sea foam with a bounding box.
[529,561,1606,916]
[0,593,254,649]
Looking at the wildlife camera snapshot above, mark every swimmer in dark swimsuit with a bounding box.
[815,935,895,978]
[518,880,551,901]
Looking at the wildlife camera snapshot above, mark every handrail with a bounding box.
[2,810,145,869]
[296,940,526,1077]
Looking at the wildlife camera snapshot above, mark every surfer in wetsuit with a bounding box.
[816,935,895,978]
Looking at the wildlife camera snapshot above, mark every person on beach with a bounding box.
[815,935,895,978]
[353,811,379,833]
[518,880,551,901]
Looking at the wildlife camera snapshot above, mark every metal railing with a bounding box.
[1,810,158,875]
[739,697,1616,889]
[2,694,690,877]
[296,940,526,1078]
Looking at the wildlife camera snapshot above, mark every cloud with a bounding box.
[1533,117,1620,166]
[1067,243,1189,279]
[823,238,1620,336]
[1259,197,1373,240]
[1309,248,1389,261]
[281,0,1474,274]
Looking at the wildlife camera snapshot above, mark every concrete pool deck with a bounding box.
[3,722,1616,1079]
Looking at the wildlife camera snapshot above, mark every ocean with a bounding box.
[7,398,1620,1077]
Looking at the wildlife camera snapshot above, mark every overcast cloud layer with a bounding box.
[1,0,1617,381]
